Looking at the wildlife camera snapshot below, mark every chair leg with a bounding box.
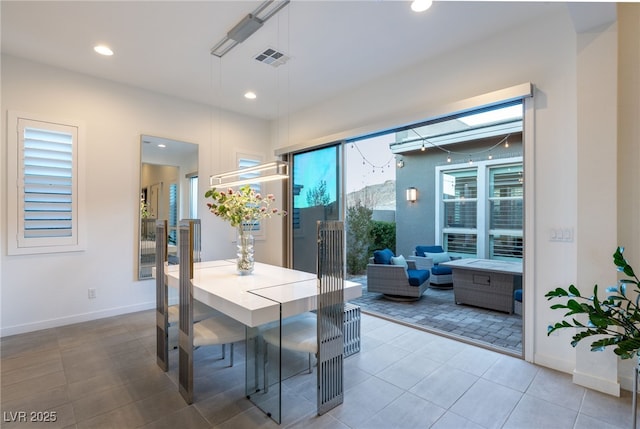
[229,343,234,367]
[222,343,226,359]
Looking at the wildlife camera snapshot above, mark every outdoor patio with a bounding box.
[349,277,523,356]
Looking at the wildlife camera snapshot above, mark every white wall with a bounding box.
[573,20,619,396]
[0,55,277,336]
[271,7,621,392]
[616,3,640,391]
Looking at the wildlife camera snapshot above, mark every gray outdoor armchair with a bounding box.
[413,245,459,287]
[366,249,430,301]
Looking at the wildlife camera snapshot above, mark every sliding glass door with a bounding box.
[291,145,341,273]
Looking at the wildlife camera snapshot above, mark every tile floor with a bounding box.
[1,309,636,429]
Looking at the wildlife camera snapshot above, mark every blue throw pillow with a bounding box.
[373,248,394,264]
[415,245,444,257]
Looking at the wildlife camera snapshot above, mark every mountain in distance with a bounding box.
[346,180,396,211]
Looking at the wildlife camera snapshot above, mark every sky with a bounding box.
[345,134,396,194]
[291,134,396,209]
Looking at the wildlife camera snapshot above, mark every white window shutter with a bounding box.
[8,112,84,254]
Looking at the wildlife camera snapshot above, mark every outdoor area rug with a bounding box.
[348,277,523,356]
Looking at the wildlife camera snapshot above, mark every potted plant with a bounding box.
[546,247,640,428]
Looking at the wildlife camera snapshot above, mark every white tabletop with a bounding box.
[441,258,522,275]
[164,260,362,327]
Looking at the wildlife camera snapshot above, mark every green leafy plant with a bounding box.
[306,180,331,207]
[369,220,396,255]
[140,199,150,219]
[346,202,373,275]
[205,185,286,228]
[546,247,640,359]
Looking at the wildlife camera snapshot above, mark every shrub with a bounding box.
[346,203,373,275]
[369,221,396,255]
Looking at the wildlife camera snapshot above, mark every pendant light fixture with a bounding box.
[208,1,290,189]
[210,0,290,58]
[209,161,288,188]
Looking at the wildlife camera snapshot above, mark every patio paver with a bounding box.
[348,276,522,355]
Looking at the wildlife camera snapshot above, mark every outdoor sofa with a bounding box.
[366,248,430,301]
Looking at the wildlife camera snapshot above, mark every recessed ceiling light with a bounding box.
[157,144,166,148]
[411,0,433,13]
[244,91,257,100]
[94,45,114,56]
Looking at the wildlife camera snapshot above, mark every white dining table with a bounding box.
[163,259,362,326]
[160,259,362,423]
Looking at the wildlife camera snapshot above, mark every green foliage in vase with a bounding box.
[205,185,286,228]
[546,247,640,359]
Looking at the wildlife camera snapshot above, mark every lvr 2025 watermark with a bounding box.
[3,410,57,423]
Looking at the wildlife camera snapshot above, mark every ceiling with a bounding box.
[1,1,615,121]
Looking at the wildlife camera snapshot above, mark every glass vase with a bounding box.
[236,227,255,275]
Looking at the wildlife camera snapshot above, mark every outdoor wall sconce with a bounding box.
[406,187,417,203]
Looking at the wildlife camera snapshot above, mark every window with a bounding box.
[489,164,523,259]
[188,175,198,219]
[291,145,340,273]
[237,154,264,235]
[168,183,178,245]
[437,158,522,261]
[442,169,478,255]
[8,112,85,254]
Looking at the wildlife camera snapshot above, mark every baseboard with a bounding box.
[0,301,156,337]
[533,352,575,375]
[573,369,621,397]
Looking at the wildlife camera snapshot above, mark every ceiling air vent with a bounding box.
[254,48,290,68]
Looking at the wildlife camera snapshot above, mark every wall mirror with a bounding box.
[138,135,198,280]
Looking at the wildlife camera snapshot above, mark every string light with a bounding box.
[409,129,513,162]
[352,142,394,174]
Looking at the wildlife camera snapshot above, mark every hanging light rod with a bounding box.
[210,160,289,188]
[211,0,291,58]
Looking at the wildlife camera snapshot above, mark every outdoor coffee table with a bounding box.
[441,259,523,314]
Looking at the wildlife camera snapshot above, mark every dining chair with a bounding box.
[167,219,215,324]
[155,220,220,372]
[177,219,246,405]
[155,219,170,371]
[261,220,345,415]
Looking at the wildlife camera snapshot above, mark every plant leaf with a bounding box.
[568,285,581,297]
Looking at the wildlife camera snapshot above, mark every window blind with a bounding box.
[445,233,477,255]
[169,183,178,245]
[489,165,523,230]
[22,127,74,239]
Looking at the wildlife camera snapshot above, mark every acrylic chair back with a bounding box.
[183,218,201,263]
[155,219,169,371]
[316,220,345,414]
[178,219,195,404]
